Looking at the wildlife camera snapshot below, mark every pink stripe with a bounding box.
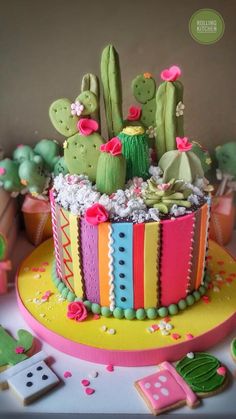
[160,213,194,306]
[80,218,100,303]
[49,190,62,279]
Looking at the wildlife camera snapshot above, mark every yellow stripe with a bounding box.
[144,222,160,308]
[69,213,83,297]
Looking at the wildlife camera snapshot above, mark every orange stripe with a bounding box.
[195,204,208,289]
[98,222,110,306]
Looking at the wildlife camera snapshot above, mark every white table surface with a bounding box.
[0,232,236,418]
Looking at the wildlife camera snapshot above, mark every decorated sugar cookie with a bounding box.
[231,338,236,362]
[135,352,227,415]
[0,326,59,404]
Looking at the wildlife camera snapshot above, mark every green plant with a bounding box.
[0,326,34,367]
[132,73,156,129]
[81,73,101,130]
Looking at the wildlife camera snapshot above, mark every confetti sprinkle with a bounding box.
[151,324,159,331]
[106,364,114,372]
[33,274,41,279]
[213,286,220,292]
[85,388,95,395]
[171,333,181,340]
[89,371,99,379]
[187,352,194,359]
[93,314,100,320]
[38,267,46,272]
[31,267,39,272]
[108,328,116,335]
[81,379,90,387]
[41,262,49,266]
[64,371,72,378]
[185,333,194,340]
[202,295,210,304]
[101,325,107,332]
[23,267,30,272]
[219,270,226,275]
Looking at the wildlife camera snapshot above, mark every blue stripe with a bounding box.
[112,223,133,309]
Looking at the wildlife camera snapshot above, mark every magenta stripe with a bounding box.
[80,217,100,303]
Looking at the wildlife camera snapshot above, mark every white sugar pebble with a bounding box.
[161,387,169,396]
[89,371,99,379]
[187,352,194,359]
[159,375,167,383]
[101,325,107,332]
[108,328,116,335]
[23,267,30,272]
[165,323,173,331]
[161,330,169,336]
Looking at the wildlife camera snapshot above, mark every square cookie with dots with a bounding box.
[7,360,59,405]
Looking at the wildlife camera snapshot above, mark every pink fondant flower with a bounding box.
[0,167,6,175]
[127,106,142,121]
[161,65,181,82]
[15,346,25,354]
[71,101,84,116]
[85,203,109,225]
[67,301,88,322]
[217,366,226,376]
[100,137,122,156]
[77,118,99,136]
[158,183,171,191]
[176,137,192,152]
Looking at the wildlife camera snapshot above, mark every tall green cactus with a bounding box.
[81,73,101,130]
[101,44,123,138]
[156,79,184,159]
[132,73,156,129]
[96,152,126,195]
[0,326,34,367]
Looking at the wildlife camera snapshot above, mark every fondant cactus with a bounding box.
[132,73,156,129]
[19,156,48,194]
[156,65,184,159]
[53,156,68,176]
[76,91,98,116]
[101,44,123,138]
[118,126,150,180]
[81,73,101,128]
[191,141,212,174]
[144,178,192,214]
[0,326,34,367]
[34,139,61,171]
[159,137,204,183]
[13,145,35,164]
[96,137,126,194]
[0,159,23,192]
[49,98,78,137]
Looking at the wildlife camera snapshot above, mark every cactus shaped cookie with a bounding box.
[34,139,61,172]
[96,137,126,194]
[0,326,34,367]
[101,44,123,138]
[13,145,35,164]
[19,156,48,194]
[132,73,156,129]
[159,137,204,183]
[81,73,101,130]
[156,65,184,159]
[64,118,105,182]
[0,159,23,193]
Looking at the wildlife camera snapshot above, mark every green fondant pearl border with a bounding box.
[51,262,210,320]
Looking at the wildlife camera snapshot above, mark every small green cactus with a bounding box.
[34,139,61,172]
[81,73,101,129]
[0,159,23,193]
[144,178,192,214]
[96,138,126,194]
[53,156,68,176]
[0,326,34,367]
[13,145,35,164]
[156,70,184,159]
[118,126,150,180]
[132,73,156,129]
[19,156,48,194]
[101,44,123,138]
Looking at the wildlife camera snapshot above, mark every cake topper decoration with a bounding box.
[71,100,84,116]
[176,137,193,152]
[77,118,99,136]
[160,65,182,82]
[131,73,156,129]
[81,73,101,131]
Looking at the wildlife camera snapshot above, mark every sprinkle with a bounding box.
[106,364,114,372]
[165,323,173,331]
[187,352,194,359]
[81,379,90,387]
[213,286,220,292]
[89,371,99,379]
[151,324,159,331]
[161,329,170,336]
[64,371,72,378]
[93,314,100,320]
[219,270,226,275]
[163,317,171,323]
[39,313,46,318]
[33,298,42,305]
[108,328,116,335]
[33,274,41,279]
[41,262,49,266]
[147,327,154,333]
[217,366,226,376]
[101,325,107,332]
[85,387,95,395]
[23,267,30,272]
[217,261,224,265]
[26,298,32,302]
[226,277,233,283]
[31,267,39,272]
[185,333,194,340]
[171,333,181,340]
[202,295,210,304]
[15,346,25,354]
[38,267,46,272]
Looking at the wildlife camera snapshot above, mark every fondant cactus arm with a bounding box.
[81,74,101,129]
[174,80,184,138]
[101,44,123,138]
[76,90,98,116]
[131,73,156,129]
[49,98,78,137]
[0,326,34,367]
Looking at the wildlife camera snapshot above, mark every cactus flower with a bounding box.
[77,118,99,136]
[176,137,192,152]
[71,101,84,116]
[161,65,181,82]
[127,106,142,121]
[85,203,109,225]
[100,137,122,156]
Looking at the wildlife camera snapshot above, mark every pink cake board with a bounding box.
[16,240,236,367]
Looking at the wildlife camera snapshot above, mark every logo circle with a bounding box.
[189,9,225,45]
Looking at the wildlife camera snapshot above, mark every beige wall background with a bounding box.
[0,0,235,157]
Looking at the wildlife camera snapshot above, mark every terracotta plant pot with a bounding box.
[22,195,52,246]
[209,192,235,246]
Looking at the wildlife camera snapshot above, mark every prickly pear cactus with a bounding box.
[81,73,100,129]
[101,44,123,138]
[34,139,61,172]
[49,98,78,137]
[0,326,34,367]
[0,159,23,193]
[64,132,104,182]
[19,156,48,194]
[13,145,35,164]
[75,91,98,116]
[132,73,156,129]
[156,67,184,159]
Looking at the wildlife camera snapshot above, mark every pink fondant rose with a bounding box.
[127,105,142,121]
[176,137,192,152]
[161,65,181,82]
[67,301,88,322]
[85,203,109,225]
[100,137,122,156]
[77,118,99,136]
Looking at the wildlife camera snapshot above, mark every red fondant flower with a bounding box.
[15,346,25,354]
[161,65,181,82]
[127,106,142,121]
[77,118,99,136]
[100,137,122,156]
[67,301,88,322]
[85,203,109,225]
[176,137,192,152]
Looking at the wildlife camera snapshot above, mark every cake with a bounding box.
[49,45,212,321]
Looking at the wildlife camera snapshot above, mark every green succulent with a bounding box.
[143,178,192,214]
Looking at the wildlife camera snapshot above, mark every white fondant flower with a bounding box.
[146,126,156,138]
[176,101,185,117]
[71,101,84,116]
